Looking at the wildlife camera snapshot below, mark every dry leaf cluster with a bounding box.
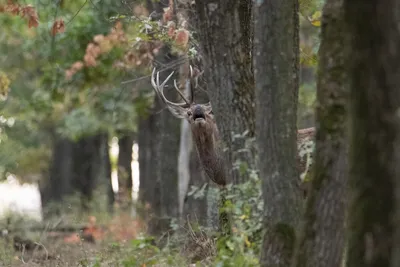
[65,21,127,80]
[0,1,39,28]
[51,18,65,36]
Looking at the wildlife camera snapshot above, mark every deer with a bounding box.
[150,66,316,191]
[151,66,227,187]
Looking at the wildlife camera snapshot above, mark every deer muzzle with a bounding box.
[193,105,206,121]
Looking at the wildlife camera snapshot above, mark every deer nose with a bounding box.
[193,105,206,120]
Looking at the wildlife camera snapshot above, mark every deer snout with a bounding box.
[192,105,206,121]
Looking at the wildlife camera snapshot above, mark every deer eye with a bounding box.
[187,111,192,116]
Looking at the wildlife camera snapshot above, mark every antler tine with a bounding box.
[150,68,188,108]
[173,80,191,105]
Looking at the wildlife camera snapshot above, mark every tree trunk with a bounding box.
[151,59,181,236]
[194,0,255,185]
[42,137,74,216]
[137,0,181,237]
[72,135,102,211]
[117,132,134,207]
[138,113,156,219]
[101,133,115,213]
[291,0,347,266]
[253,0,302,266]
[178,119,193,217]
[344,0,400,266]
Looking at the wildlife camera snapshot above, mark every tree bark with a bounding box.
[253,0,302,266]
[117,132,134,207]
[344,1,400,266]
[136,0,181,236]
[291,0,347,266]
[42,137,74,216]
[178,119,193,217]
[194,0,255,185]
[72,135,101,211]
[100,133,115,213]
[138,113,155,213]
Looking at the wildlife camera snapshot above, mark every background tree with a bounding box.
[292,0,347,266]
[116,131,134,207]
[253,0,302,266]
[344,0,400,266]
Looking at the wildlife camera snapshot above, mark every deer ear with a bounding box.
[166,106,187,119]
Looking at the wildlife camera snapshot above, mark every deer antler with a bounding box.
[151,68,193,107]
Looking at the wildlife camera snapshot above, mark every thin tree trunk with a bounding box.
[291,0,347,266]
[178,112,193,217]
[102,134,115,213]
[344,0,400,266]
[253,0,302,266]
[117,133,134,207]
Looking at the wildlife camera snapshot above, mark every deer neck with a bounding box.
[191,125,219,159]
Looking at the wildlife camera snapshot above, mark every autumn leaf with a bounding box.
[174,29,189,49]
[51,18,65,36]
[4,3,20,15]
[20,5,39,28]
[93,34,105,44]
[162,0,174,23]
[71,61,84,71]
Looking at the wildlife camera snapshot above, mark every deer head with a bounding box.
[150,66,226,186]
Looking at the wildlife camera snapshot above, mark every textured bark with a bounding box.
[147,46,181,235]
[291,0,347,266]
[344,1,400,267]
[153,98,180,235]
[194,0,255,184]
[136,0,181,236]
[253,0,302,266]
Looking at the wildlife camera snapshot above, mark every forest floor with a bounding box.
[0,212,214,267]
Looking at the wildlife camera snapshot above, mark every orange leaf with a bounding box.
[20,5,39,28]
[51,18,65,36]
[175,29,189,49]
[93,34,105,44]
[5,3,20,15]
[71,61,84,71]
